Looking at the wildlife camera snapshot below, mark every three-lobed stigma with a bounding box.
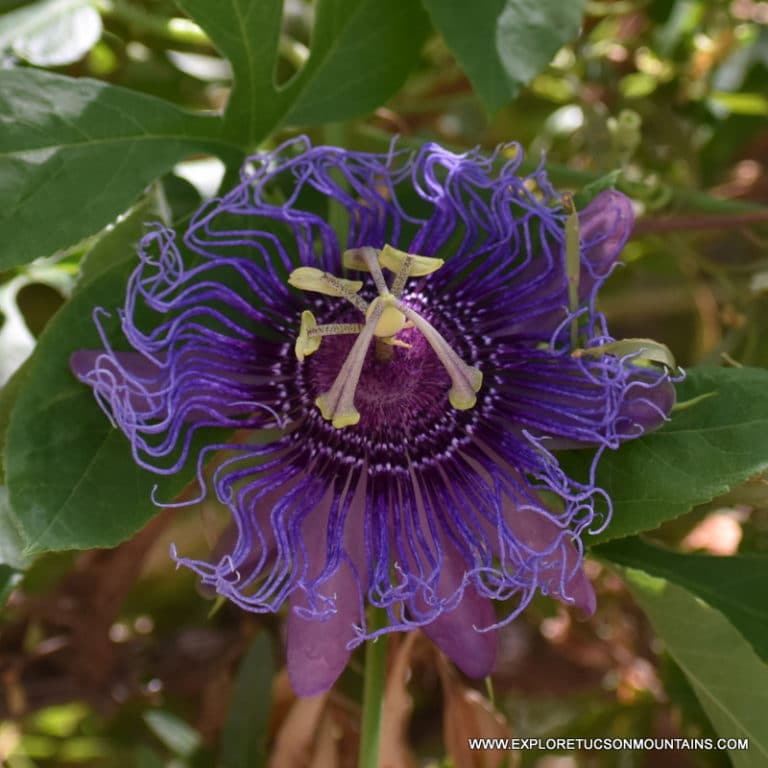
[288,246,483,429]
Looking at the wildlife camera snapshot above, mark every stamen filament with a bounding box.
[315,303,384,428]
[293,244,481,427]
[389,252,413,298]
[344,247,390,296]
[322,273,370,313]
[398,303,483,410]
[308,323,364,337]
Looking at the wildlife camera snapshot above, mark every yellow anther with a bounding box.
[290,244,482,427]
[379,245,444,276]
[448,368,483,410]
[295,311,321,361]
[315,394,361,429]
[288,267,363,297]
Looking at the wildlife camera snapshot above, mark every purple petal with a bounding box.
[617,375,676,438]
[578,189,635,298]
[421,541,497,677]
[504,501,595,616]
[71,137,675,671]
[286,559,362,697]
[285,481,368,697]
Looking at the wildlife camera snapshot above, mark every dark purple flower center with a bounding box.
[288,245,483,432]
[305,307,452,432]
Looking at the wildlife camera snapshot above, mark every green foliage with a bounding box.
[423,0,586,111]
[77,185,170,288]
[177,0,283,144]
[4,258,192,553]
[0,485,27,569]
[626,570,768,768]
[143,710,201,759]
[0,0,429,269]
[0,357,34,482]
[0,563,21,606]
[280,0,430,126]
[0,0,102,66]
[181,0,429,144]
[0,0,767,765]
[0,68,225,268]
[220,633,273,768]
[569,367,768,544]
[599,537,768,662]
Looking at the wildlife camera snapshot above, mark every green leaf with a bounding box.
[180,0,429,146]
[176,0,284,146]
[78,184,169,289]
[598,537,768,663]
[0,0,102,66]
[133,745,165,768]
[567,367,768,544]
[4,258,201,553]
[282,0,430,127]
[626,571,768,767]
[423,0,586,112]
[0,564,21,608]
[0,485,28,569]
[143,710,201,758]
[572,170,622,209]
[0,356,35,483]
[0,68,230,268]
[220,633,273,768]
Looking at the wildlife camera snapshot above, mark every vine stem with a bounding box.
[358,612,388,768]
[632,209,768,235]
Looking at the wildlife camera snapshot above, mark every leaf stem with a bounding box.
[358,611,388,768]
[632,209,768,235]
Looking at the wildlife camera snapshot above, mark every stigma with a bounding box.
[288,246,483,429]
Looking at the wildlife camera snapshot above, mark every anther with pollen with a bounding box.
[288,245,483,428]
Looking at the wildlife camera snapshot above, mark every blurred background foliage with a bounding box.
[1,0,768,766]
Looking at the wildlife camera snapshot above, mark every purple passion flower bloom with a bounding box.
[71,138,674,696]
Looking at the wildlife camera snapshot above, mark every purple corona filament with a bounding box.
[71,138,675,696]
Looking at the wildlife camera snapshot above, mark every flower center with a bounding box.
[288,245,483,429]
